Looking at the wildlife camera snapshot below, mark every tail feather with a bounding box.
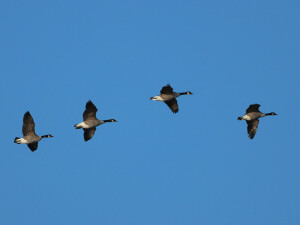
[237,117,243,120]
[74,124,81,129]
[14,137,20,143]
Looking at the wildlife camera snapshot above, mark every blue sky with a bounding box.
[1,1,300,224]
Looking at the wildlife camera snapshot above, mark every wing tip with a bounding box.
[250,103,261,107]
[86,99,93,105]
[24,111,31,116]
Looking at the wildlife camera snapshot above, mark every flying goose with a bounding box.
[14,111,53,152]
[238,104,277,139]
[150,84,193,113]
[74,100,117,141]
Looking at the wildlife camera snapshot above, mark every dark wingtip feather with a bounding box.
[24,111,31,116]
[27,143,38,152]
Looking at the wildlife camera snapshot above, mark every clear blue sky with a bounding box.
[1,1,300,224]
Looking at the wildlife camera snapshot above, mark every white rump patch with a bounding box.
[17,138,30,144]
[151,96,164,101]
[242,115,251,120]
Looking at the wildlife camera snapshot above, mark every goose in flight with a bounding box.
[238,104,277,139]
[74,100,117,141]
[150,84,193,113]
[14,111,53,151]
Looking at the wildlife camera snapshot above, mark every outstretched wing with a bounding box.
[246,119,259,139]
[84,128,96,141]
[246,104,261,113]
[27,142,38,152]
[22,111,36,136]
[83,100,98,121]
[160,84,174,94]
[164,99,179,113]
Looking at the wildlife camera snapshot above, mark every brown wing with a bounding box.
[27,142,38,152]
[246,104,261,113]
[83,100,98,121]
[22,111,36,136]
[164,99,179,113]
[246,119,259,139]
[160,84,174,94]
[84,128,96,141]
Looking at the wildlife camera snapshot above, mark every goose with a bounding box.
[238,104,277,139]
[14,111,53,152]
[150,84,193,113]
[74,100,117,141]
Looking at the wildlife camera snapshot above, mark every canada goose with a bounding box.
[238,104,277,139]
[74,100,117,141]
[150,84,193,113]
[14,111,53,152]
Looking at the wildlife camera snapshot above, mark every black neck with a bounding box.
[179,92,189,95]
[41,135,51,138]
[103,119,113,123]
[265,112,276,116]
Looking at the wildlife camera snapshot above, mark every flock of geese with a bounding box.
[14,84,277,152]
